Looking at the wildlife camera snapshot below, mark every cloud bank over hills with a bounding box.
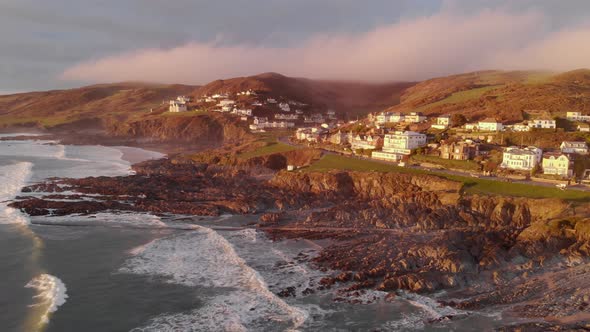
[61,9,590,84]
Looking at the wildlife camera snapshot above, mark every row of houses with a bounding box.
[375,112,427,124]
[250,117,295,131]
[499,142,589,177]
[168,96,191,113]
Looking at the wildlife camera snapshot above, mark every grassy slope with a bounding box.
[0,83,197,129]
[305,154,590,201]
[415,84,504,112]
[387,69,590,123]
[238,142,299,159]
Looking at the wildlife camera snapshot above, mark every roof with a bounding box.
[561,141,588,147]
[543,152,569,159]
[479,118,500,123]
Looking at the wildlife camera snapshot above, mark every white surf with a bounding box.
[25,274,68,326]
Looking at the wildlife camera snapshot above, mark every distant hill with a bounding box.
[0,82,196,130]
[3,69,590,132]
[384,69,590,123]
[192,72,415,118]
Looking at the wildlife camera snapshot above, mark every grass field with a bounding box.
[304,154,590,201]
[416,85,504,111]
[411,155,480,172]
[238,142,299,159]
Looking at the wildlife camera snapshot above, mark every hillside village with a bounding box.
[166,88,590,186]
[167,89,339,131]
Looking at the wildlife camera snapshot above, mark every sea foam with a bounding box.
[0,162,33,225]
[123,227,309,331]
[25,274,68,325]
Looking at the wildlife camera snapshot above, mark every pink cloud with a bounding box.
[60,9,590,84]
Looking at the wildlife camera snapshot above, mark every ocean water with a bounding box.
[0,136,503,331]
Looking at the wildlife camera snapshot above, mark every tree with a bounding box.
[450,114,467,127]
[530,164,540,177]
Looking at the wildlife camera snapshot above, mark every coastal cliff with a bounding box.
[104,113,252,145]
[9,159,590,328]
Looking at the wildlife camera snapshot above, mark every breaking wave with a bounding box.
[0,140,67,160]
[25,274,68,326]
[0,162,33,225]
[30,212,205,230]
[123,227,309,331]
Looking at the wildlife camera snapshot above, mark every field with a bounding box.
[238,141,299,159]
[304,154,590,201]
[410,155,480,172]
[416,85,504,111]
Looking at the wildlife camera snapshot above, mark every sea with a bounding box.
[0,135,504,331]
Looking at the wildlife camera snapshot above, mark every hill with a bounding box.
[385,69,590,123]
[0,82,196,130]
[192,72,415,118]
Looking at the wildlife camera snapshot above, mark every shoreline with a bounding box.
[113,146,166,165]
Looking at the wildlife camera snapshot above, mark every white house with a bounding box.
[176,96,191,103]
[233,109,252,116]
[253,117,268,125]
[560,141,589,155]
[382,131,427,155]
[578,123,590,132]
[267,98,277,104]
[238,90,256,96]
[275,114,299,120]
[295,127,326,142]
[328,131,348,145]
[528,119,556,129]
[169,100,187,113]
[278,103,291,112]
[303,114,325,124]
[351,135,383,151]
[212,93,228,99]
[542,153,573,177]
[431,115,452,129]
[508,123,531,132]
[405,112,427,123]
[371,151,404,162]
[566,111,590,122]
[500,146,543,171]
[375,112,404,124]
[478,118,504,132]
[326,110,337,119]
[218,99,235,107]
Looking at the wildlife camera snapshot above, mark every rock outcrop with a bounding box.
[10,158,590,326]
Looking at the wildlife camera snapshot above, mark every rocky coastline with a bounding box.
[10,156,590,330]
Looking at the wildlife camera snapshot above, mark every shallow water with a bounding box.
[0,136,503,331]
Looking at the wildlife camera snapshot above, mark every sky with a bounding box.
[2,0,590,92]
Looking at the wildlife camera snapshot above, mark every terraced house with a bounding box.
[477,118,504,132]
[351,135,383,151]
[528,118,556,129]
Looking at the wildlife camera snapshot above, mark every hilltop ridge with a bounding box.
[385,69,590,123]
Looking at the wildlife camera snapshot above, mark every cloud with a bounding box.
[60,9,590,84]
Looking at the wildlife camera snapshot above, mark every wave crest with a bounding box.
[25,274,68,325]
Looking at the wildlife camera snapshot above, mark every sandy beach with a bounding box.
[114,146,166,164]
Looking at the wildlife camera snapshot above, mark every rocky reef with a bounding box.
[10,158,590,329]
